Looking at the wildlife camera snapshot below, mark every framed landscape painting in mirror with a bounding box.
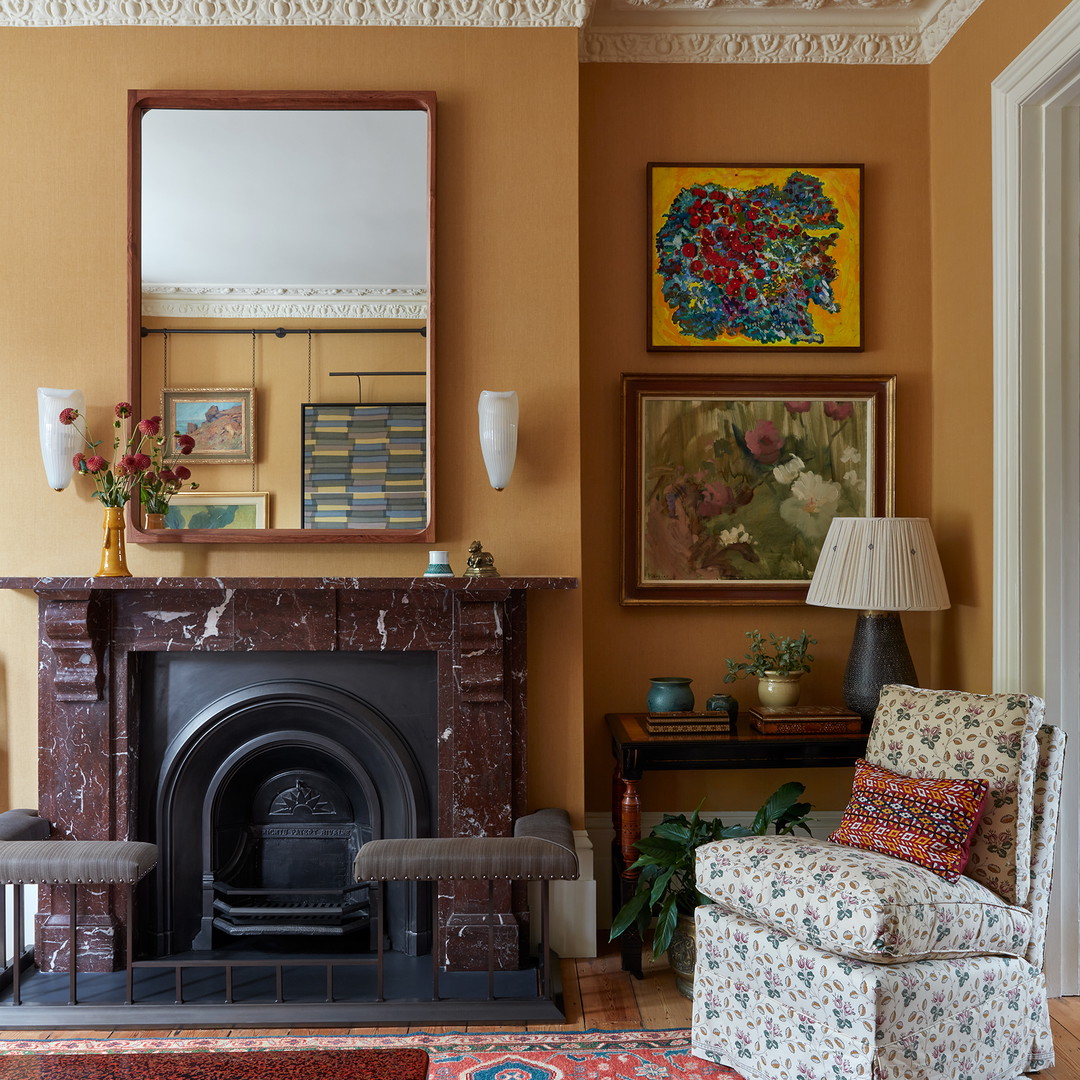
[128,89,435,544]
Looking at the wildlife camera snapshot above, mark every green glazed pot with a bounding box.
[647,677,694,713]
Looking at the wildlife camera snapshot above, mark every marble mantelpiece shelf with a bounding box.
[0,576,578,592]
[7,573,577,974]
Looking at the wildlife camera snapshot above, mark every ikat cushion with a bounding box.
[829,758,989,880]
[867,685,1044,905]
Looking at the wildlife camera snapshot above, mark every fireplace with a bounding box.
[140,651,437,957]
[3,575,575,973]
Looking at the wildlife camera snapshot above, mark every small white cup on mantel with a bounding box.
[424,550,454,577]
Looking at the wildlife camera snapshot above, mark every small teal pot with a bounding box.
[647,676,694,713]
[706,692,739,726]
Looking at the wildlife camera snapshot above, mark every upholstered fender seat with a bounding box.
[353,808,579,884]
[0,841,158,886]
[695,834,1032,964]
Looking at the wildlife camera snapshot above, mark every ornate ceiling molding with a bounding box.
[582,29,924,62]
[0,0,593,27]
[582,0,984,63]
[142,284,428,321]
[0,0,982,64]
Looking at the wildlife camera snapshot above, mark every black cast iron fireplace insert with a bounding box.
[138,651,437,959]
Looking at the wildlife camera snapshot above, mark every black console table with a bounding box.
[605,712,867,976]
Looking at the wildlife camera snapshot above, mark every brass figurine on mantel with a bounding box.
[463,539,499,577]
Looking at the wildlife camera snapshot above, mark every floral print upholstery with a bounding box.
[867,686,1043,906]
[693,906,1045,1080]
[695,835,1032,963]
[691,718,1066,1079]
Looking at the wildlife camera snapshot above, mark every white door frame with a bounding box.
[992,0,1080,998]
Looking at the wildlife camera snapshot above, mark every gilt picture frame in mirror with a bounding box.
[128,89,436,544]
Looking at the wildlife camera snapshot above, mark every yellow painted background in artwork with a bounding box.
[649,163,862,350]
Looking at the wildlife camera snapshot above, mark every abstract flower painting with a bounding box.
[622,374,894,604]
[648,163,863,350]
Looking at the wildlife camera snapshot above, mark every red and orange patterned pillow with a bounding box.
[829,759,990,881]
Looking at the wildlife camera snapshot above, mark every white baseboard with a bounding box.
[586,810,845,928]
[528,829,597,959]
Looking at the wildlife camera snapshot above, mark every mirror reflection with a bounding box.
[131,91,434,541]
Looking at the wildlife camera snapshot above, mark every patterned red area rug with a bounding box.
[0,1031,742,1080]
[0,1048,427,1079]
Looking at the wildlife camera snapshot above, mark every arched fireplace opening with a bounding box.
[139,654,436,960]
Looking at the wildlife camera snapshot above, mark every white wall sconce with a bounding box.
[37,387,85,491]
[478,390,518,491]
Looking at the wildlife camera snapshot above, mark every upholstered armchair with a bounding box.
[691,685,1066,1080]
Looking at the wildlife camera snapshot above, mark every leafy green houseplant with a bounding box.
[723,630,817,682]
[609,781,813,960]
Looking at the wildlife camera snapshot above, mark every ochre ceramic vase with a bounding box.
[97,506,132,578]
[647,677,694,713]
[144,511,166,530]
[757,672,802,708]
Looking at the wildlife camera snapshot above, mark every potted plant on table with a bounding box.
[723,629,817,707]
[609,781,812,997]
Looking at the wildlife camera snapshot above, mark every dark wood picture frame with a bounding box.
[648,162,864,351]
[621,373,895,605]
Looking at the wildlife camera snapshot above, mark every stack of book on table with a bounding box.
[645,710,735,736]
[748,704,863,735]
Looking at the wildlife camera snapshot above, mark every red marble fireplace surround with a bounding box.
[0,575,576,972]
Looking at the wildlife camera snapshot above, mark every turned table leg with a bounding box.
[612,762,643,977]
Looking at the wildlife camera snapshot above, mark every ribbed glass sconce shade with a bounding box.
[478,390,518,491]
[806,517,950,612]
[37,387,85,491]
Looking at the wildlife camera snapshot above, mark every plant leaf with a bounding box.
[649,868,675,908]
[753,782,806,834]
[608,889,649,941]
[651,894,679,958]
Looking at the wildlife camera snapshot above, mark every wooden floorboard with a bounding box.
[0,943,1075,1080]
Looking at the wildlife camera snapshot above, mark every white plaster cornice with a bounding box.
[582,0,984,63]
[581,29,924,62]
[0,0,983,64]
[141,284,428,321]
[0,0,594,27]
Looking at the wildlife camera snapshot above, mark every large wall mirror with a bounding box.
[128,90,435,544]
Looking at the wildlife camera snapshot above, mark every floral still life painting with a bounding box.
[648,163,863,350]
[622,374,894,604]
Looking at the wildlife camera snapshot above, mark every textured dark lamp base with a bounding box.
[843,612,917,724]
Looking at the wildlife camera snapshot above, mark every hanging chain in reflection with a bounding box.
[307,331,313,402]
[163,331,169,391]
[251,331,257,493]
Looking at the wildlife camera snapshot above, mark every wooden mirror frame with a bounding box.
[127,89,436,544]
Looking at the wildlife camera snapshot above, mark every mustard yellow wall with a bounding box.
[579,63,934,815]
[0,28,584,819]
[928,0,1073,690]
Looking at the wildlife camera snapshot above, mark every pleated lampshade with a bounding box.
[806,517,950,612]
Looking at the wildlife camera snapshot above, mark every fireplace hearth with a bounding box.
[0,575,576,978]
